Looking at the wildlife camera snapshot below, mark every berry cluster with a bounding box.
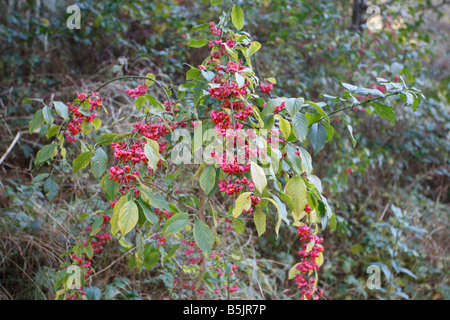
[293,216,325,300]
[260,82,274,93]
[218,177,255,195]
[64,95,100,144]
[125,83,149,98]
[65,212,112,300]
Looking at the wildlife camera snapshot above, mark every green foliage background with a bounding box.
[0,0,448,300]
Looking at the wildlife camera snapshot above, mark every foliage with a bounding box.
[0,0,448,300]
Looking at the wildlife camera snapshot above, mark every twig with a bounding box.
[0,131,21,166]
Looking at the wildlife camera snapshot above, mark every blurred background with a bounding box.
[0,0,448,300]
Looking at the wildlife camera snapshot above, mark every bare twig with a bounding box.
[0,131,21,166]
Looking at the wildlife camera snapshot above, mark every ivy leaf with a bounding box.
[232,192,252,218]
[250,161,267,194]
[374,101,395,125]
[308,122,328,154]
[200,165,216,195]
[91,148,108,179]
[193,220,214,256]
[73,151,94,174]
[231,5,245,30]
[118,200,139,237]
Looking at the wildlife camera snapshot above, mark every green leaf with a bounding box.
[308,122,328,154]
[275,114,291,140]
[136,200,159,229]
[188,39,209,48]
[250,161,267,194]
[233,219,245,234]
[43,105,54,125]
[323,121,335,141]
[92,118,101,131]
[118,200,139,237]
[29,109,45,134]
[193,81,205,107]
[84,242,94,259]
[261,98,284,118]
[193,220,214,256]
[44,176,59,202]
[200,165,216,195]
[232,192,252,218]
[138,186,170,211]
[231,5,245,30]
[144,251,159,269]
[104,178,118,202]
[34,143,58,165]
[135,96,146,112]
[164,213,189,236]
[91,148,108,179]
[81,120,93,136]
[253,209,266,237]
[298,146,313,174]
[247,41,261,57]
[95,133,118,145]
[33,173,50,182]
[73,151,94,174]
[191,23,210,32]
[305,101,330,122]
[186,68,202,80]
[284,176,307,222]
[211,0,222,5]
[45,125,60,139]
[144,144,160,170]
[53,101,69,121]
[288,263,301,279]
[111,196,127,236]
[285,98,304,118]
[285,144,303,174]
[374,101,395,125]
[292,112,308,142]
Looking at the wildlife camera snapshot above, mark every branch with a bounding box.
[0,131,21,166]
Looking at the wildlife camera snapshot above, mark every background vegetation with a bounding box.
[0,0,448,300]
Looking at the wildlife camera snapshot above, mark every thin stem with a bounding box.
[327,91,401,117]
